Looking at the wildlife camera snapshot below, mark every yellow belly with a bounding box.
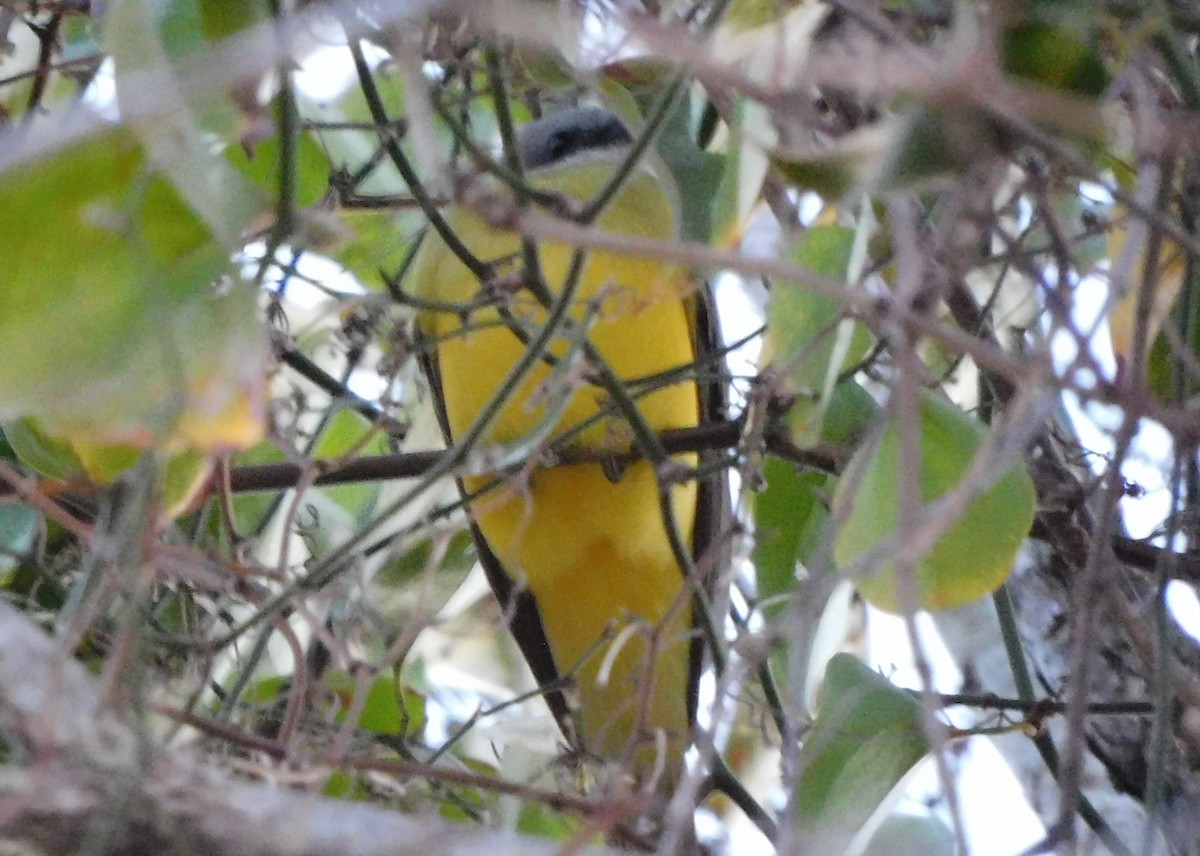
[417,162,702,771]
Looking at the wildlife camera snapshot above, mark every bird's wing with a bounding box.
[686,280,730,722]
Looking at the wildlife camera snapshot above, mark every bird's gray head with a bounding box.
[516,107,633,171]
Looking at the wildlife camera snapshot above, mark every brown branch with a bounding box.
[23,13,62,120]
[223,418,840,493]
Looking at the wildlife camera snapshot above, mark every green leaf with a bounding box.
[0,128,267,451]
[243,675,289,705]
[309,408,391,525]
[791,224,855,280]
[818,380,879,447]
[323,769,371,800]
[227,128,332,209]
[752,458,830,619]
[724,0,801,30]
[795,654,929,856]
[832,393,1036,613]
[152,0,205,57]
[655,97,725,245]
[335,210,425,288]
[1145,330,1176,402]
[374,530,478,592]
[4,553,68,609]
[306,68,409,198]
[517,804,581,841]
[106,0,264,240]
[766,225,873,445]
[510,45,576,91]
[860,812,956,856]
[770,120,894,198]
[223,438,290,535]
[367,531,478,631]
[0,505,38,573]
[6,401,217,522]
[322,670,426,738]
[328,671,405,737]
[876,105,1004,189]
[1002,21,1109,97]
[197,0,270,43]
[3,418,84,481]
[772,155,862,200]
[709,97,771,248]
[398,685,428,739]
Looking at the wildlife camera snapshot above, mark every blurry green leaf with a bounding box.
[336,210,425,288]
[766,225,873,445]
[517,804,580,840]
[399,685,428,738]
[366,531,478,639]
[153,0,205,56]
[772,224,858,350]
[510,46,575,90]
[723,0,811,30]
[301,79,409,198]
[310,408,391,524]
[197,0,270,42]
[752,458,828,619]
[0,505,38,573]
[819,380,878,447]
[771,121,894,198]
[1002,22,1109,97]
[655,97,724,244]
[375,530,477,592]
[224,438,290,533]
[795,653,928,856]
[3,418,83,481]
[877,105,1003,189]
[791,224,855,280]
[711,97,771,248]
[1145,329,1177,402]
[833,393,1035,613]
[62,17,101,63]
[4,553,67,609]
[327,670,406,737]
[227,129,332,209]
[709,104,743,249]
[860,812,955,856]
[106,0,264,240]
[243,675,289,705]
[6,393,217,520]
[772,156,860,200]
[147,591,198,636]
[0,128,267,450]
[323,769,371,800]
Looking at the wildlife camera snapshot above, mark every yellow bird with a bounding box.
[413,106,726,785]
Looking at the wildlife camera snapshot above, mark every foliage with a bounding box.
[0,0,1198,854]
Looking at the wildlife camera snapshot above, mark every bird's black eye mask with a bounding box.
[516,106,634,170]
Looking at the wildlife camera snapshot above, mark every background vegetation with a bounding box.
[0,0,1198,854]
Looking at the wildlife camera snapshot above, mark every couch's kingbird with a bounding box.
[413,107,725,783]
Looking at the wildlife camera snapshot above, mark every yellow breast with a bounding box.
[415,160,702,773]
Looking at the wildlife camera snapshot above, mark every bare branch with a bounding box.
[0,601,622,856]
